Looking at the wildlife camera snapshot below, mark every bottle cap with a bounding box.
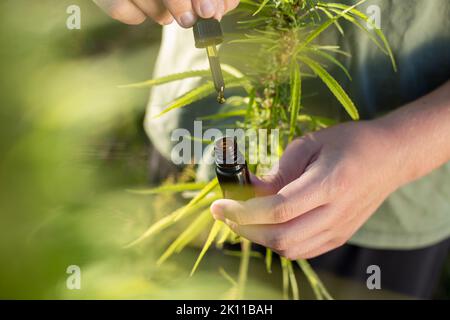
[193,18,224,48]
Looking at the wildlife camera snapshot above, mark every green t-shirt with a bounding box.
[145,0,450,249]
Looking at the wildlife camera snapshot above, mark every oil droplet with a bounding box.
[217,86,226,104]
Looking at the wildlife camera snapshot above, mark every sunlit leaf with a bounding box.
[289,60,301,141]
[325,7,389,56]
[157,209,213,265]
[154,79,248,118]
[124,194,218,248]
[321,2,397,71]
[316,6,344,35]
[253,0,271,16]
[236,239,252,299]
[119,70,211,88]
[304,48,352,80]
[281,257,290,300]
[216,224,232,248]
[173,178,219,221]
[198,110,247,121]
[265,248,273,274]
[190,220,224,276]
[126,182,208,195]
[287,260,299,300]
[297,259,333,300]
[219,267,238,286]
[301,56,359,120]
[298,0,367,52]
[125,179,219,247]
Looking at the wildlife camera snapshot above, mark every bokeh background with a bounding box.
[0,0,448,299]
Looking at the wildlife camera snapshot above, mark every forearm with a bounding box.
[374,80,450,186]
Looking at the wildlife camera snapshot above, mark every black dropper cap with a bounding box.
[193,18,224,48]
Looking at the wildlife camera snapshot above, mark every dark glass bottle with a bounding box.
[214,137,254,201]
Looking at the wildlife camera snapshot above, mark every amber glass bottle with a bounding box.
[214,137,254,200]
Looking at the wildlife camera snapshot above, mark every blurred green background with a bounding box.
[0,0,286,299]
[0,0,448,299]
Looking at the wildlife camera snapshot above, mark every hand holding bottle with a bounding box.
[210,81,450,260]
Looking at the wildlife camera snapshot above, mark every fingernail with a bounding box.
[163,18,174,25]
[200,0,215,17]
[179,11,196,28]
[210,201,224,220]
[159,17,174,26]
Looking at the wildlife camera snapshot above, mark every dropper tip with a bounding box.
[217,86,226,104]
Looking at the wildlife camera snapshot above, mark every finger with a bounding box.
[287,202,380,260]
[223,0,240,14]
[223,204,333,253]
[295,239,343,260]
[94,0,147,25]
[211,169,329,225]
[249,173,275,196]
[163,0,197,28]
[191,0,219,18]
[278,230,332,260]
[132,0,173,25]
[260,136,320,193]
[215,0,224,20]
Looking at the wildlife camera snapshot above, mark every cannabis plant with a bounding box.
[123,0,395,300]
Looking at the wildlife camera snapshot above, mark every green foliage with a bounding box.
[126,0,397,300]
[300,55,359,120]
[297,259,333,300]
[191,220,224,276]
[154,78,249,118]
[119,70,212,88]
[265,248,273,273]
[158,209,213,265]
[127,182,208,195]
[289,60,302,141]
[125,179,219,247]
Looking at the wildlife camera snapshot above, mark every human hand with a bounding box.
[210,121,408,260]
[94,0,240,27]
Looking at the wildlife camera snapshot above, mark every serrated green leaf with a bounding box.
[325,7,388,55]
[301,56,359,120]
[304,48,352,80]
[298,0,367,52]
[316,6,344,35]
[321,2,397,71]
